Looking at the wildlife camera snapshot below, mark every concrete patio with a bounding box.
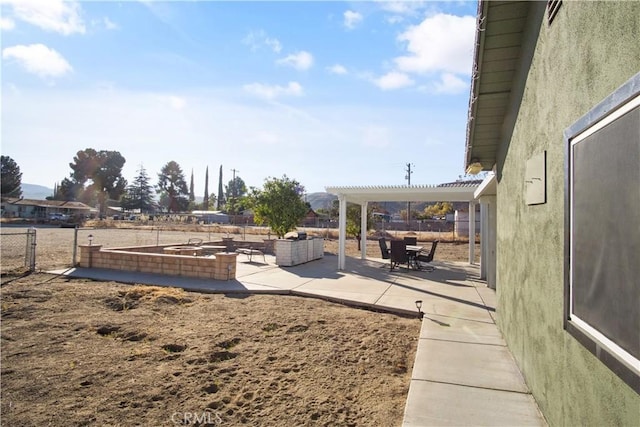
[52,253,547,426]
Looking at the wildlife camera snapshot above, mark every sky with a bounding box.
[1,0,479,196]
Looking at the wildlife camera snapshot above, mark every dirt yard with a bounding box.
[1,275,419,426]
[0,224,433,426]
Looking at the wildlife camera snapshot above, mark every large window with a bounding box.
[564,73,639,392]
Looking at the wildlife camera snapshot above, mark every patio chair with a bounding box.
[415,240,439,272]
[378,238,391,260]
[390,240,409,271]
[403,236,417,246]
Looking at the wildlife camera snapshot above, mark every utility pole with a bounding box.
[405,163,413,226]
[230,168,239,195]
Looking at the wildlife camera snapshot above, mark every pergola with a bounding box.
[325,184,480,270]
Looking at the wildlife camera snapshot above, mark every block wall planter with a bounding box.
[78,245,238,280]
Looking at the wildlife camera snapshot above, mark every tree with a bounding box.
[121,165,155,213]
[157,161,189,212]
[1,155,22,197]
[66,148,127,212]
[189,169,195,202]
[225,176,247,215]
[248,175,308,238]
[53,177,82,201]
[217,165,225,210]
[399,209,414,221]
[422,202,453,219]
[157,191,170,212]
[203,166,209,210]
[226,176,247,200]
[206,193,217,210]
[330,199,374,250]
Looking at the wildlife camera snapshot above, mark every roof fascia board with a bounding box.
[495,2,545,179]
[474,173,497,199]
[465,0,489,169]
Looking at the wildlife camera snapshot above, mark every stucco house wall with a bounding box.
[495,2,639,425]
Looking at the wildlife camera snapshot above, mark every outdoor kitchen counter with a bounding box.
[275,238,324,266]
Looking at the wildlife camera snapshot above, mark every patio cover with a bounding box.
[325,184,479,270]
[473,174,497,289]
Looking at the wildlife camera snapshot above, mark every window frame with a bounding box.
[563,73,640,393]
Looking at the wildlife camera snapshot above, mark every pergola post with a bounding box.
[338,195,347,270]
[481,195,497,289]
[479,201,488,278]
[360,202,368,260]
[468,201,476,264]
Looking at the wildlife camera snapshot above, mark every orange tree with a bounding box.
[248,175,308,238]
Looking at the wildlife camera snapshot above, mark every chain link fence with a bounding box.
[1,225,263,271]
[1,228,37,274]
[2,222,480,272]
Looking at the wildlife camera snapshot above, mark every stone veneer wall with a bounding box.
[78,245,238,280]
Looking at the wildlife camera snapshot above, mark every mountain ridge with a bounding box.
[20,183,54,200]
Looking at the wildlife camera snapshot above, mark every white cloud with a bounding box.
[386,15,404,25]
[103,17,118,30]
[265,38,282,54]
[1,0,85,35]
[2,44,72,78]
[434,73,468,94]
[327,64,348,75]
[373,71,414,90]
[1,16,15,30]
[394,13,475,75]
[91,16,119,30]
[378,1,426,15]
[378,0,429,24]
[243,82,304,100]
[276,51,314,71]
[243,29,282,53]
[343,10,363,30]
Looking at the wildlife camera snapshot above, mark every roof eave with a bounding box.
[464,0,489,171]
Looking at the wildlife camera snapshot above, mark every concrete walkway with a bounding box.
[51,254,546,426]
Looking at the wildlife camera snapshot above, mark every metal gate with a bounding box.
[1,228,37,274]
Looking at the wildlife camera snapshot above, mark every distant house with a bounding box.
[190,210,230,224]
[1,198,96,219]
[465,1,639,425]
[301,208,320,227]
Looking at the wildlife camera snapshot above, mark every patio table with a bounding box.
[406,245,423,270]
